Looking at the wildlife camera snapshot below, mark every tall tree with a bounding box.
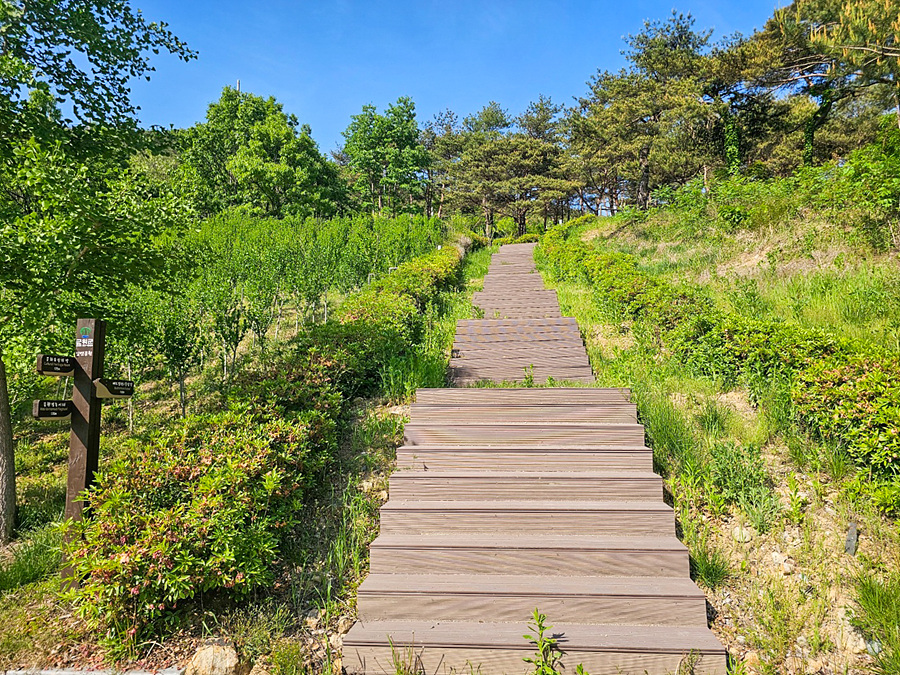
[181,87,345,218]
[0,0,194,543]
[577,13,712,209]
[341,97,429,215]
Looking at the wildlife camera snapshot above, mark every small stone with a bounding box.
[845,523,859,555]
[867,639,883,656]
[184,644,249,675]
[843,632,867,654]
[736,635,746,645]
[337,616,354,634]
[329,633,343,650]
[807,658,824,673]
[785,656,803,673]
[304,608,321,630]
[772,551,786,566]
[733,526,753,543]
[782,561,794,575]
[743,651,761,668]
[248,663,269,675]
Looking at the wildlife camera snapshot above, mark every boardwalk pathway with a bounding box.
[344,243,726,674]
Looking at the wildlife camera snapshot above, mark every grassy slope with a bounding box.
[542,215,900,675]
[0,244,495,673]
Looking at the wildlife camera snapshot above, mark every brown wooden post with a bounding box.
[66,318,106,524]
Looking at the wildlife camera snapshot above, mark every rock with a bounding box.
[743,651,761,668]
[785,656,803,673]
[736,635,746,645]
[337,616,355,634]
[184,644,249,675]
[842,631,867,654]
[845,523,859,555]
[248,663,269,675]
[733,526,753,543]
[867,639,883,656]
[807,657,824,673]
[304,608,321,630]
[772,551,786,566]
[781,561,794,575]
[329,633,342,650]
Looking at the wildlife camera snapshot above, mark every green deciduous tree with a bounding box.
[181,87,345,218]
[0,0,194,543]
[341,97,429,215]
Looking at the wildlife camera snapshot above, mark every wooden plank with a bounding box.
[378,500,675,536]
[368,533,689,577]
[388,470,661,500]
[344,621,727,675]
[409,403,638,421]
[456,317,578,328]
[403,423,645,446]
[395,446,653,472]
[414,387,629,401]
[356,574,708,626]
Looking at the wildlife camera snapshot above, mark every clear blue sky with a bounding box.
[129,1,783,154]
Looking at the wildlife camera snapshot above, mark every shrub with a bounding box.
[369,246,461,307]
[65,407,337,639]
[794,355,900,477]
[338,290,421,346]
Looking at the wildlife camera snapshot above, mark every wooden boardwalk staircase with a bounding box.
[344,243,727,674]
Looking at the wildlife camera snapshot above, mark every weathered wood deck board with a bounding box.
[414,387,630,403]
[344,243,726,674]
[368,533,690,577]
[356,574,707,625]
[388,470,661,500]
[395,446,655,471]
[345,621,725,675]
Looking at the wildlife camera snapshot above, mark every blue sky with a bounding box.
[129,1,783,154]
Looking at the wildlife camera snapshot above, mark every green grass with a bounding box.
[854,570,900,675]
[0,524,61,592]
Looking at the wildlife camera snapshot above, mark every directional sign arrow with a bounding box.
[33,400,73,420]
[36,354,77,377]
[93,378,134,399]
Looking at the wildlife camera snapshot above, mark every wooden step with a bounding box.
[343,620,727,675]
[378,500,675,535]
[414,388,630,403]
[409,403,638,422]
[449,367,595,384]
[404,423,643,446]
[453,375,596,386]
[451,355,592,368]
[395,445,654,471]
[456,317,578,329]
[368,533,689,577]
[388,470,661,501]
[356,574,708,626]
[451,344,588,356]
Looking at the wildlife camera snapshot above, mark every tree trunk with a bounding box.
[724,112,740,175]
[0,350,16,544]
[637,144,651,210]
[894,85,900,130]
[179,373,187,418]
[516,212,527,237]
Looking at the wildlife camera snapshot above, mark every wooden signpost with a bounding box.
[33,319,133,581]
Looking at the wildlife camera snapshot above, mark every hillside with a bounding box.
[536,184,900,674]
